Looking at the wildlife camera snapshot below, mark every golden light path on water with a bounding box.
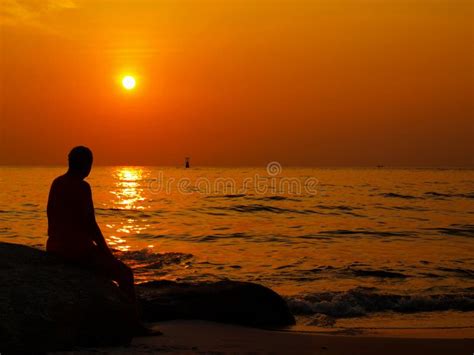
[106,167,152,252]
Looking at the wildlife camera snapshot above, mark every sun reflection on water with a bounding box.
[107,167,150,251]
[110,167,146,210]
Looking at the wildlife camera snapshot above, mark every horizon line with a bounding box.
[1,164,473,170]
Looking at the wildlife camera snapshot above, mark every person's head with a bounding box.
[68,146,93,179]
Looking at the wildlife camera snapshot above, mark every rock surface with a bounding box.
[137,280,295,327]
[0,242,136,352]
[0,242,295,352]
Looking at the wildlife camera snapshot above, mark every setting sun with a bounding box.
[122,75,136,90]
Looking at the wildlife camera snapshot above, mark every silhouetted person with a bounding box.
[46,146,136,301]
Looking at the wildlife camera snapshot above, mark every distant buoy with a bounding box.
[185,157,190,168]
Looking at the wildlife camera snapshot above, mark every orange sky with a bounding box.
[1,0,473,166]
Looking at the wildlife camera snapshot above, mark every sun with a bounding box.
[122,75,136,90]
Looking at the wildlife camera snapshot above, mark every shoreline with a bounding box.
[288,325,474,339]
[65,320,474,354]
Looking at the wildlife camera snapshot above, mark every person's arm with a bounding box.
[82,182,114,257]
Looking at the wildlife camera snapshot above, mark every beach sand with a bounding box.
[63,320,474,354]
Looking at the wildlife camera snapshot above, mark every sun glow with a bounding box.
[122,75,136,90]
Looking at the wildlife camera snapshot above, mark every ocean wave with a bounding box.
[378,190,474,201]
[191,229,416,243]
[313,204,366,217]
[249,196,302,202]
[285,287,474,318]
[438,267,474,279]
[209,204,367,216]
[347,268,408,278]
[424,192,474,200]
[196,232,251,242]
[116,249,193,269]
[205,194,247,199]
[379,205,430,212]
[314,205,361,211]
[379,192,419,199]
[281,265,409,278]
[96,208,161,218]
[206,195,301,202]
[321,229,414,238]
[427,224,474,238]
[210,204,316,214]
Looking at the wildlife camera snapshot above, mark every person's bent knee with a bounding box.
[120,262,132,275]
[118,262,134,280]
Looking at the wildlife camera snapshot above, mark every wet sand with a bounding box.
[69,320,474,354]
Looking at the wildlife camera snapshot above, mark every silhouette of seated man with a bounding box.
[46,146,135,302]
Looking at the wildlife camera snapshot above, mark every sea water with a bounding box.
[1,166,473,332]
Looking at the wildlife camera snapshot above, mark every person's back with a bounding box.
[45,146,161,336]
[47,173,95,260]
[46,146,135,298]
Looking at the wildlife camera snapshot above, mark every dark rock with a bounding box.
[0,242,136,352]
[0,242,295,352]
[137,280,295,327]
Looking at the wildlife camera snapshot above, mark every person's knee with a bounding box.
[118,262,134,280]
[121,261,132,273]
[125,265,133,278]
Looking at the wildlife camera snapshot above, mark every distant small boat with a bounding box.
[377,165,384,168]
[185,157,190,168]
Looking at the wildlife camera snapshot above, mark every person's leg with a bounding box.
[112,260,136,302]
[95,253,136,302]
[83,247,136,301]
[85,248,162,336]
